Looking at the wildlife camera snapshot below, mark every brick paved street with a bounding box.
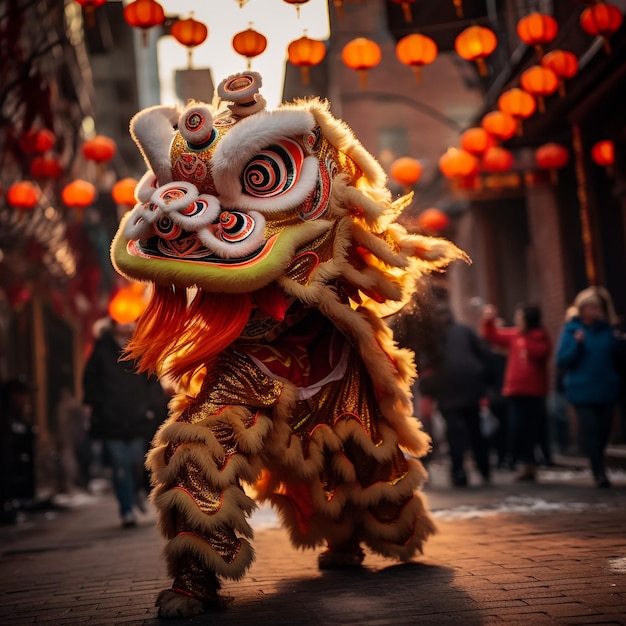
[1,463,625,625]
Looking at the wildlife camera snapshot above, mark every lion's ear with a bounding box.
[130,105,180,185]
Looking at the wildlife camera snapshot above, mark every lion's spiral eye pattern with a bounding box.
[180,198,211,218]
[242,139,304,198]
[217,211,255,243]
[154,215,182,240]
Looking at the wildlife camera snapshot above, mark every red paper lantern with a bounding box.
[497,88,536,134]
[481,111,518,141]
[517,12,559,58]
[232,27,268,69]
[124,0,166,46]
[416,208,449,233]
[287,36,327,84]
[390,0,417,23]
[171,16,208,68]
[20,129,56,154]
[535,143,569,183]
[454,26,497,76]
[390,157,422,187]
[541,50,578,96]
[460,127,496,156]
[283,0,310,18]
[482,146,514,173]
[62,180,97,210]
[591,139,614,175]
[520,65,559,113]
[82,135,117,163]
[108,286,147,324]
[29,156,63,179]
[342,38,382,88]
[112,178,138,206]
[439,148,479,179]
[395,33,438,83]
[580,2,623,53]
[7,181,40,210]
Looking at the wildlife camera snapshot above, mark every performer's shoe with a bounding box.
[318,546,365,570]
[156,581,226,619]
[121,512,137,528]
[514,464,537,482]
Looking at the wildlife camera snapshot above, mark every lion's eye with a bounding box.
[241,139,304,198]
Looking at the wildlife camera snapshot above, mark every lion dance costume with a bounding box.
[111,72,465,618]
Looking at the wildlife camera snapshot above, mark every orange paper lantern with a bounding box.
[62,180,97,210]
[108,286,147,324]
[287,36,327,84]
[171,15,208,68]
[390,157,422,187]
[112,178,138,206]
[20,129,56,154]
[232,27,268,69]
[497,88,536,134]
[520,65,558,113]
[395,33,438,83]
[7,181,40,210]
[439,148,479,179]
[454,26,497,76]
[82,135,117,163]
[390,0,417,23]
[460,127,496,156]
[541,50,578,96]
[124,0,165,46]
[481,111,518,141]
[416,208,449,233]
[342,38,382,88]
[591,139,614,175]
[535,143,569,183]
[580,2,623,53]
[29,156,63,179]
[516,12,558,58]
[482,146,514,173]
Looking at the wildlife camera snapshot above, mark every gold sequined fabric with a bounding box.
[176,461,224,515]
[172,557,221,603]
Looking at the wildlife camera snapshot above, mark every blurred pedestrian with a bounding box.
[556,287,626,488]
[420,302,492,486]
[0,378,37,523]
[481,303,552,482]
[83,318,168,527]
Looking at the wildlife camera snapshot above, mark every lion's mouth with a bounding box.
[128,231,277,267]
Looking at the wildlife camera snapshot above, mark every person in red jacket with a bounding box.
[481,304,552,481]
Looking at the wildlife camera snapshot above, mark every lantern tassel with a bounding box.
[402,2,413,23]
[558,80,566,98]
[300,65,310,85]
[537,95,545,114]
[475,58,487,77]
[602,36,611,55]
[142,30,149,48]
[412,65,422,84]
[534,44,544,60]
[453,0,463,18]
[358,69,368,89]
[334,0,344,20]
[187,48,193,70]
[85,6,96,29]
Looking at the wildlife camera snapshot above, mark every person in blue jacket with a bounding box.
[556,287,625,488]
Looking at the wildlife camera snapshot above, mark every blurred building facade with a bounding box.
[2,0,625,493]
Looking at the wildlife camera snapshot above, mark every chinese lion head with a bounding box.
[111,72,465,618]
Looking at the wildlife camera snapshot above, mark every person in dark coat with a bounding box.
[83,319,168,527]
[420,302,492,486]
[556,287,626,488]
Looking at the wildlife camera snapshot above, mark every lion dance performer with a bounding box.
[111,72,465,618]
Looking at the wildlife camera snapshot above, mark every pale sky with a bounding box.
[155,0,330,108]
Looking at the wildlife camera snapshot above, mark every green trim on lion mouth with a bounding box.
[111,212,332,294]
